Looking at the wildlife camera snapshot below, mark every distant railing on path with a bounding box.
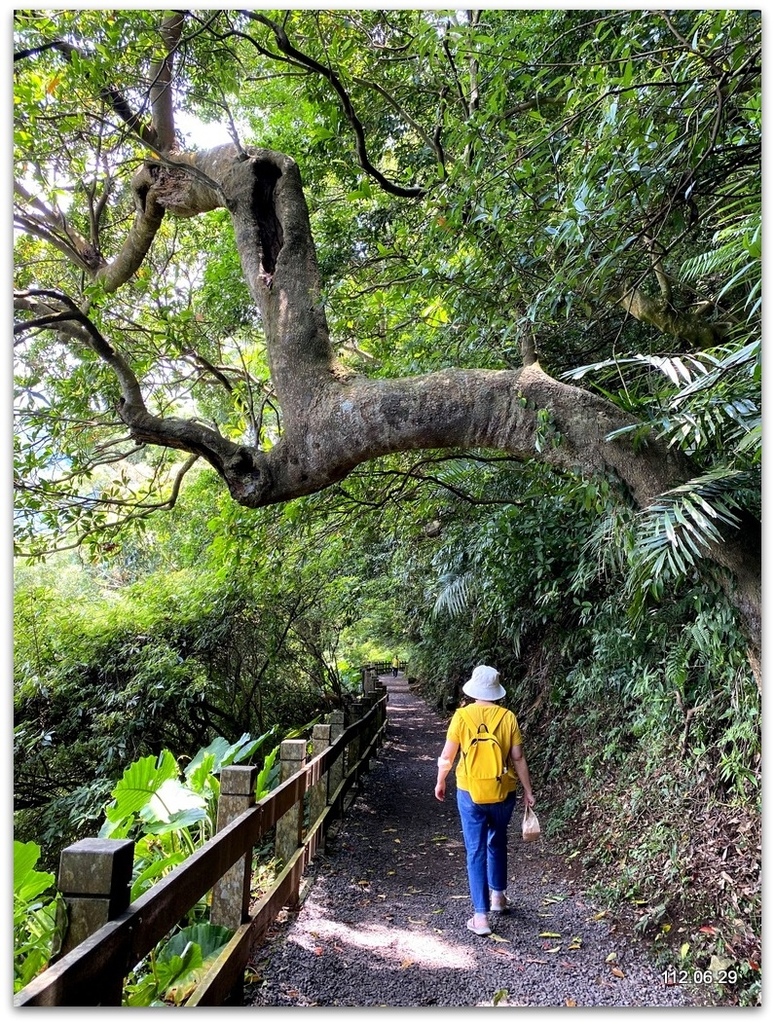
[366,660,406,675]
[15,673,390,1008]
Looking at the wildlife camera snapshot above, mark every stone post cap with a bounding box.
[58,838,134,896]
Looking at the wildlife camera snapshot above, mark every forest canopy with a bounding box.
[13,10,760,661]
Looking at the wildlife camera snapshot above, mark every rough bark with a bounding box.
[107,144,760,676]
[617,284,726,349]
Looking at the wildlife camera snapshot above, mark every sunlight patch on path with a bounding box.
[289,898,476,970]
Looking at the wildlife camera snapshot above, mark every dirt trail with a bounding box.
[245,676,700,1007]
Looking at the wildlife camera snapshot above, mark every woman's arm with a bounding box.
[435,739,459,801]
[510,743,535,806]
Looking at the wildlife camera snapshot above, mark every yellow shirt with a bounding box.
[447,703,523,795]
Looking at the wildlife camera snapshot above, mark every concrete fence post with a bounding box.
[327,710,346,802]
[346,699,367,778]
[275,739,307,866]
[309,724,331,828]
[210,765,258,931]
[56,837,135,1004]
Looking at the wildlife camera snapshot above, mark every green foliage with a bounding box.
[124,923,235,1007]
[100,749,207,843]
[99,732,278,865]
[14,464,363,866]
[632,469,746,587]
[14,841,66,993]
[103,736,280,1006]
[14,733,280,1003]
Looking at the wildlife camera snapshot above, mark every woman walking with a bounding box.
[434,664,535,936]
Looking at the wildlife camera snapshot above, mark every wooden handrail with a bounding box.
[14,691,387,1007]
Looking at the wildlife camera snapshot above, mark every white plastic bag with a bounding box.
[522,804,541,842]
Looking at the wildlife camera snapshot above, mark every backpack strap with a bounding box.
[492,706,509,733]
[459,705,481,739]
[460,705,508,739]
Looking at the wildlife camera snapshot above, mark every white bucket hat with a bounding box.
[462,664,506,701]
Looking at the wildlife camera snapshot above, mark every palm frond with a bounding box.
[632,468,745,584]
[432,571,473,618]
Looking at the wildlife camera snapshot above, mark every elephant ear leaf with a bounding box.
[99,750,180,837]
[139,778,208,831]
[158,924,234,1004]
[14,840,55,903]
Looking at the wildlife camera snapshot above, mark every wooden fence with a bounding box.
[15,686,388,1007]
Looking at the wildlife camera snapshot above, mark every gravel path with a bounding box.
[245,676,699,1008]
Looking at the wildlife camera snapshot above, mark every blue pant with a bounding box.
[456,789,517,913]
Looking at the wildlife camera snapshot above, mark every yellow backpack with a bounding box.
[459,706,509,804]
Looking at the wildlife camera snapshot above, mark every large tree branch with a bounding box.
[23,144,734,521]
[617,283,726,349]
[17,136,759,671]
[149,12,184,152]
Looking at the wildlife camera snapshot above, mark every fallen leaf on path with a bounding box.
[565,998,577,1007]
[400,959,413,970]
[488,948,516,959]
[605,952,617,963]
[611,967,625,979]
[490,933,510,943]
[539,932,562,938]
